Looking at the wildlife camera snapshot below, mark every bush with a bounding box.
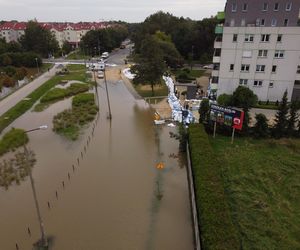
[188,124,240,249]
[217,93,232,106]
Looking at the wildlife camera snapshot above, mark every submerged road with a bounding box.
[0,46,194,249]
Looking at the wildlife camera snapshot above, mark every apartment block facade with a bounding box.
[212,0,300,101]
[0,22,110,48]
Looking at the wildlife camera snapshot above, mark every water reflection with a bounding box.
[0,76,193,250]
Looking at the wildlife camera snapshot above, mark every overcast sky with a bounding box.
[0,0,226,23]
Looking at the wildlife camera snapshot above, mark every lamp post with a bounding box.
[24,125,48,248]
[35,58,40,74]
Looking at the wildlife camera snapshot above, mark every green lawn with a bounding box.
[210,136,300,249]
[189,125,300,249]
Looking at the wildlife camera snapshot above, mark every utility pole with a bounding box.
[24,125,48,248]
[104,68,112,119]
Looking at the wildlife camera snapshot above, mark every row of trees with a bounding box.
[199,87,300,139]
[79,26,128,56]
[130,11,218,62]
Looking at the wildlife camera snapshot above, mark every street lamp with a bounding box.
[24,125,48,248]
[35,58,40,74]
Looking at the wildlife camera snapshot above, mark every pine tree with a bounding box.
[287,101,299,136]
[273,90,289,138]
[253,113,269,138]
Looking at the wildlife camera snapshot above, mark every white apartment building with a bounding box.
[212,0,300,101]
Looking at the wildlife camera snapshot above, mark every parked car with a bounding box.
[97,71,104,78]
[101,52,109,59]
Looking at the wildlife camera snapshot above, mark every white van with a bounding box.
[101,52,109,59]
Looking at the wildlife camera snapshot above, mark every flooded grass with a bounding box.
[53,93,98,140]
[0,128,28,156]
[34,83,90,112]
[0,66,90,133]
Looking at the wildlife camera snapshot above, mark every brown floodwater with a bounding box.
[0,77,193,249]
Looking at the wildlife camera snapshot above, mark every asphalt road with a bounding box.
[0,67,58,116]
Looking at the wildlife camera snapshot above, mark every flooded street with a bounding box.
[0,68,193,249]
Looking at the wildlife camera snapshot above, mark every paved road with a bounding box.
[0,67,58,116]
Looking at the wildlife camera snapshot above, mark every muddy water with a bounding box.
[0,77,193,249]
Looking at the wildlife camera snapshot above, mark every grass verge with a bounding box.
[52,93,98,140]
[0,128,28,156]
[210,136,300,249]
[34,83,90,112]
[188,124,240,249]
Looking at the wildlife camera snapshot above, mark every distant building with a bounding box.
[211,0,300,101]
[0,21,111,48]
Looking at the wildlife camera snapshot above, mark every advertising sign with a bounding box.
[210,104,244,130]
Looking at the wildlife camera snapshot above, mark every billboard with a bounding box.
[210,104,244,130]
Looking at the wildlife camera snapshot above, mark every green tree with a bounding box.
[19,20,59,57]
[15,67,28,80]
[217,93,232,106]
[61,41,72,55]
[287,101,299,136]
[273,90,289,138]
[253,113,269,138]
[131,35,166,96]
[231,86,258,132]
[198,98,210,123]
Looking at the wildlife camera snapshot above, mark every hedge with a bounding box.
[188,124,240,250]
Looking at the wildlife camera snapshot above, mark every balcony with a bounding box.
[215,25,223,34]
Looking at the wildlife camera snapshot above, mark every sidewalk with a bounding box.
[0,66,57,116]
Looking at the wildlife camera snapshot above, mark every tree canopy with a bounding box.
[19,20,59,57]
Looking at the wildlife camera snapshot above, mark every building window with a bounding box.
[242,3,248,11]
[274,50,284,58]
[277,34,282,42]
[272,65,277,73]
[256,65,266,72]
[233,34,238,42]
[274,2,279,11]
[261,34,270,42]
[241,19,246,26]
[269,82,274,88]
[215,35,222,42]
[271,19,277,26]
[239,79,248,85]
[262,2,268,11]
[260,19,265,26]
[213,63,220,70]
[284,19,289,26]
[258,50,268,57]
[286,2,292,11]
[230,64,234,71]
[245,34,254,42]
[232,3,237,12]
[214,48,221,57]
[297,65,300,74]
[254,80,263,87]
[241,64,250,72]
[211,76,219,84]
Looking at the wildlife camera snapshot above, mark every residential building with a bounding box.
[0,21,111,48]
[212,0,300,101]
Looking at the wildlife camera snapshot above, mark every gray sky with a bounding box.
[0,0,226,23]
